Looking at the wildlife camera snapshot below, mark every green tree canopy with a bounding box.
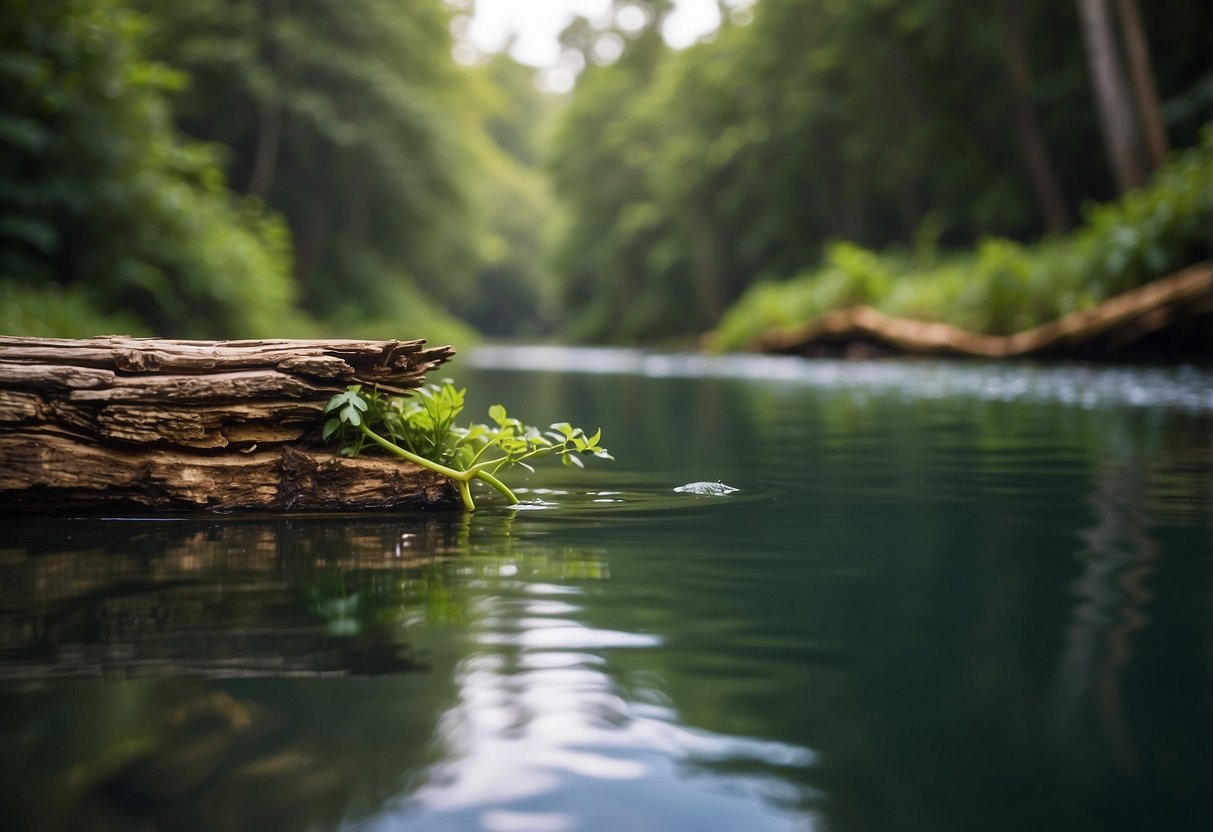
[0,0,296,336]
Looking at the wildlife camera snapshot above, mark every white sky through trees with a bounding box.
[460,0,754,89]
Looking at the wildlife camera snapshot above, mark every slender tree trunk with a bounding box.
[1113,0,1169,169]
[296,193,331,294]
[245,0,289,199]
[839,162,865,242]
[246,100,283,199]
[887,44,927,238]
[1075,0,1147,192]
[689,197,724,325]
[347,161,370,246]
[999,0,1071,233]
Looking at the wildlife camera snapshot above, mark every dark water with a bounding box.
[1,350,1210,832]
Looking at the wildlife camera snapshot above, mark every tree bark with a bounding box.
[999,0,1072,233]
[1075,0,1147,192]
[0,337,460,512]
[1113,0,1169,170]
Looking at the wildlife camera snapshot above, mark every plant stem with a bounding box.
[457,479,476,511]
[359,424,522,511]
[358,424,465,481]
[476,470,519,505]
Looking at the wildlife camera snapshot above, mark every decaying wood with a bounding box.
[755,261,1213,358]
[0,337,460,512]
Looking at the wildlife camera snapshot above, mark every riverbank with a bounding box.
[710,141,1212,360]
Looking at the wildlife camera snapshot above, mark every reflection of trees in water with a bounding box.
[1053,462,1156,775]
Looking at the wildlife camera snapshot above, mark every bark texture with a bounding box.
[753,262,1213,359]
[0,336,460,512]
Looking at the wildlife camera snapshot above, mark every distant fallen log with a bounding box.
[0,336,460,512]
[755,261,1213,358]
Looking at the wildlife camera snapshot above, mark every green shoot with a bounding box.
[322,381,613,511]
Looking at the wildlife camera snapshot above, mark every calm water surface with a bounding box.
[1,349,1210,831]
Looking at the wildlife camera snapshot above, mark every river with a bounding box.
[1,348,1210,831]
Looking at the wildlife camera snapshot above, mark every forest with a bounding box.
[0,0,1209,348]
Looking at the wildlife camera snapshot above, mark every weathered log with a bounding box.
[754,261,1213,358]
[0,336,461,512]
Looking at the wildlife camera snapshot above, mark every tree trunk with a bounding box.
[1113,0,1169,169]
[1075,0,1147,192]
[245,0,290,199]
[689,197,724,326]
[0,337,460,512]
[1000,0,1072,233]
[296,192,332,293]
[246,98,283,200]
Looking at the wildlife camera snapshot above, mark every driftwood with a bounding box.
[0,336,461,512]
[755,261,1213,358]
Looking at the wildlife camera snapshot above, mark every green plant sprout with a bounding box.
[322,381,613,511]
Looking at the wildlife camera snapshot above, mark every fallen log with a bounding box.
[0,336,461,512]
[754,261,1213,359]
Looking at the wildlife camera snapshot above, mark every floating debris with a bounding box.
[673,481,740,496]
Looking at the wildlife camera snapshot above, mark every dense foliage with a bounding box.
[711,138,1213,349]
[0,0,554,341]
[0,0,296,337]
[128,0,472,336]
[548,0,1211,342]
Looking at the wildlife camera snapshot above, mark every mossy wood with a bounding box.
[754,262,1213,358]
[0,336,460,512]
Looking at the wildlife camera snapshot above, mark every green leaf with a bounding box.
[488,404,507,426]
[322,417,340,440]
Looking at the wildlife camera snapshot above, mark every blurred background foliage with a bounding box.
[0,0,1208,345]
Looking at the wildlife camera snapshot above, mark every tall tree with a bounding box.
[999,0,1071,232]
[1075,0,1147,191]
[1113,0,1169,169]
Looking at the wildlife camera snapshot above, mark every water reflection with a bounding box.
[380,586,815,832]
[0,516,473,680]
[1054,461,1157,776]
